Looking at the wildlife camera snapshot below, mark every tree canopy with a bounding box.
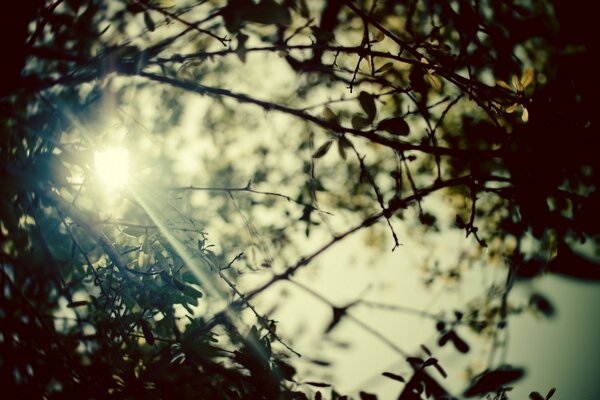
[1,0,597,399]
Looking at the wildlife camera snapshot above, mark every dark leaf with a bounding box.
[312,140,333,159]
[382,372,405,382]
[337,140,347,160]
[315,391,322,400]
[424,357,438,367]
[435,321,446,331]
[358,91,376,120]
[463,366,525,397]
[433,363,448,379]
[547,388,556,399]
[377,117,410,136]
[420,344,432,356]
[309,358,332,367]
[305,381,331,388]
[359,391,378,400]
[246,0,291,26]
[351,114,371,129]
[449,330,470,353]
[529,392,544,400]
[143,11,155,31]
[67,300,88,308]
[325,306,347,333]
[275,360,296,381]
[236,33,249,63]
[140,319,155,345]
[529,293,555,317]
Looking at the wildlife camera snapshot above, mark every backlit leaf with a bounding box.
[521,67,535,88]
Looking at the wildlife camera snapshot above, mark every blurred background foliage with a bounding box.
[0,0,597,398]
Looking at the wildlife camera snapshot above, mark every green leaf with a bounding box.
[358,91,376,120]
[377,117,410,136]
[312,140,333,158]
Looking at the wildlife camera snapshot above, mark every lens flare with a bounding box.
[94,147,130,189]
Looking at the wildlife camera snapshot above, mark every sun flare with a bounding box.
[94,147,130,189]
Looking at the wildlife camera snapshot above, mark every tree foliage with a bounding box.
[0,0,596,398]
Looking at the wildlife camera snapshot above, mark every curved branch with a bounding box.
[139,71,502,160]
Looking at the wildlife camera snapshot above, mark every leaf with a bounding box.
[236,33,249,62]
[138,251,149,268]
[425,73,442,92]
[312,140,333,158]
[322,106,337,122]
[529,392,544,400]
[522,106,529,122]
[351,114,371,129]
[377,117,410,136]
[433,363,448,379]
[67,300,88,308]
[521,67,535,88]
[309,359,332,367]
[382,372,405,382]
[375,62,393,74]
[325,306,347,333]
[122,226,146,237]
[424,357,438,367]
[358,91,376,120]
[305,381,331,388]
[373,30,385,42]
[359,392,378,400]
[546,388,556,399]
[183,283,203,299]
[293,0,310,18]
[143,11,155,32]
[274,359,296,381]
[140,319,155,345]
[512,74,522,91]
[496,80,513,91]
[506,103,519,113]
[463,366,525,397]
[449,331,470,353]
[337,140,347,160]
[245,0,291,26]
[529,293,554,317]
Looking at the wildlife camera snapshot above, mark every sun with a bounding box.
[94,147,130,189]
